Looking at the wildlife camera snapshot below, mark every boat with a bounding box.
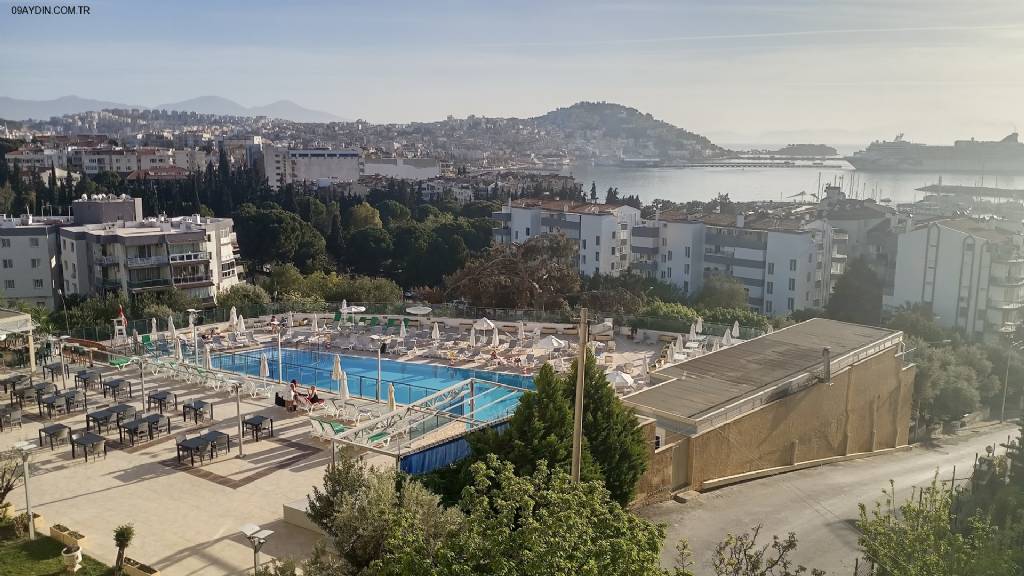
[846,133,1024,174]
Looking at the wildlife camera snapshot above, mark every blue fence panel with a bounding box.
[399,421,509,475]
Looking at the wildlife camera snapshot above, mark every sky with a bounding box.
[2,0,1024,145]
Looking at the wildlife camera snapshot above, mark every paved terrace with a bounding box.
[0,361,340,575]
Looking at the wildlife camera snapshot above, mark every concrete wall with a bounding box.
[686,348,914,490]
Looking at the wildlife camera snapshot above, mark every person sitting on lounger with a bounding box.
[306,384,324,405]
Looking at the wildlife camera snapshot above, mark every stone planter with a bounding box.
[31,512,44,534]
[61,545,83,573]
[123,557,161,576]
[49,524,87,548]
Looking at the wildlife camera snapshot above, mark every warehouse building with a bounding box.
[625,318,914,495]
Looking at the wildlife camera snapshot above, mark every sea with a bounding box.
[558,161,1024,206]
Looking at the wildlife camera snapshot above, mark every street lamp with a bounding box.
[232,380,245,459]
[239,523,273,574]
[999,323,1016,423]
[56,288,70,335]
[271,320,283,385]
[13,441,35,540]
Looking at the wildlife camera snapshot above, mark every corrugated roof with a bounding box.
[623,318,899,424]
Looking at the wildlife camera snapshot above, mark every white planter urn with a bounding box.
[61,545,82,574]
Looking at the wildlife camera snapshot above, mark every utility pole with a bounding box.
[571,308,588,482]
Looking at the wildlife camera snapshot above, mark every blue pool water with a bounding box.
[211,346,532,421]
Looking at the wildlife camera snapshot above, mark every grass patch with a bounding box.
[0,529,112,576]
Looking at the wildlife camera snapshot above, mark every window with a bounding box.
[514,230,519,240]
[661,254,667,263]
[787,297,795,311]
[525,227,531,237]
[33,279,43,289]
[685,246,691,258]
[767,262,774,275]
[611,247,616,256]
[766,300,773,313]
[62,239,67,250]
[684,263,690,274]
[0,239,8,248]
[667,267,672,276]
[30,258,40,268]
[661,237,667,246]
[808,253,813,263]
[611,262,616,270]
[71,263,77,278]
[683,280,689,293]
[29,238,39,247]
[582,239,587,249]
[71,243,75,252]
[581,255,586,265]
[766,281,774,295]
[660,271,666,279]
[4,280,13,289]
[806,272,811,283]
[668,250,673,261]
[1,259,11,269]
[789,258,796,271]
[788,278,796,291]
[596,236,600,246]
[612,231,617,239]
[595,251,600,262]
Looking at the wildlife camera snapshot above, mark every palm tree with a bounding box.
[113,524,135,575]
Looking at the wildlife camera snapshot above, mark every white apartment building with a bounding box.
[631,212,836,315]
[887,218,1024,337]
[0,214,70,309]
[68,147,177,176]
[363,158,440,180]
[4,148,67,170]
[263,147,360,189]
[172,148,216,171]
[59,198,241,305]
[492,199,641,277]
[420,180,475,204]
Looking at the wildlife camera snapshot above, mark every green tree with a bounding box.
[216,283,271,315]
[377,199,411,227]
[345,202,383,231]
[696,274,748,310]
[112,524,135,576]
[707,526,823,576]
[346,227,393,275]
[825,258,882,325]
[0,449,25,514]
[858,478,1020,576]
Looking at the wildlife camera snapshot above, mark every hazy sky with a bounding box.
[3,0,1024,144]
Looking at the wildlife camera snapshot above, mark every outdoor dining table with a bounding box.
[176,430,230,466]
[42,362,69,382]
[182,399,213,424]
[109,403,136,425]
[242,415,273,441]
[75,369,102,391]
[86,408,114,432]
[118,413,171,446]
[147,390,178,414]
[38,422,71,450]
[13,382,54,409]
[71,431,106,461]
[102,378,132,400]
[1,373,29,394]
[38,390,76,419]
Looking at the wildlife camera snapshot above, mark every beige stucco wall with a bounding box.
[631,348,915,495]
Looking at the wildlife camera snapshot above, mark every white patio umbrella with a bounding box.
[469,327,477,346]
[236,315,246,333]
[536,335,567,350]
[606,370,635,389]
[174,338,183,360]
[732,321,740,338]
[331,354,348,399]
[387,382,396,410]
[533,326,542,338]
[289,311,295,329]
[722,330,733,347]
[204,346,213,369]
[341,299,348,324]
[696,317,704,334]
[767,325,775,334]
[517,322,525,340]
[150,317,157,335]
[688,323,697,341]
[399,320,407,339]
[431,322,440,342]
[473,317,496,331]
[167,314,177,340]
[406,306,432,315]
[491,327,499,347]
[259,353,270,379]
[228,307,237,331]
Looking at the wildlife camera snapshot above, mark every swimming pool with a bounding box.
[211,346,533,421]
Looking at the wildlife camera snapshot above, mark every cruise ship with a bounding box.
[846,133,1024,174]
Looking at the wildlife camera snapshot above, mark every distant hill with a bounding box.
[534,101,722,157]
[0,94,345,123]
[0,95,138,120]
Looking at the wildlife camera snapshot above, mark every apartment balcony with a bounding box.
[100,278,123,290]
[987,298,1024,311]
[631,245,658,255]
[540,216,580,230]
[126,255,169,268]
[491,212,511,222]
[631,261,657,273]
[169,251,211,264]
[990,275,1024,287]
[173,275,214,289]
[631,226,659,238]
[128,278,172,292]
[94,255,120,266]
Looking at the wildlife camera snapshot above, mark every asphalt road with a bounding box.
[639,422,1019,575]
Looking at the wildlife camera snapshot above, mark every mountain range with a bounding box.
[0,95,344,123]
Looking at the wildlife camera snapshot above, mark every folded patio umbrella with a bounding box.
[399,320,407,339]
[732,321,740,338]
[491,327,499,347]
[469,327,476,347]
[168,315,176,340]
[696,317,703,334]
[228,307,237,331]
[151,317,158,335]
[205,347,213,369]
[237,315,246,333]
[431,322,440,341]
[259,353,269,379]
[517,322,525,340]
[174,338,183,361]
[387,382,396,411]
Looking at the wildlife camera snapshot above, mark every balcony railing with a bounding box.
[169,251,211,263]
[631,226,659,238]
[94,255,120,266]
[128,278,172,290]
[126,255,169,268]
[173,275,213,287]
